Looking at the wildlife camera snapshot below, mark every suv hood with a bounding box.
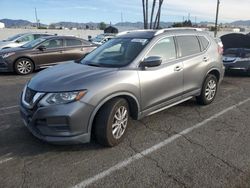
[28,61,118,92]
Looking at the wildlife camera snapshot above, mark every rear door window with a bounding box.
[65,39,82,47]
[176,36,201,57]
[147,37,177,62]
[42,39,63,49]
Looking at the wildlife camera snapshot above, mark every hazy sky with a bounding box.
[0,0,249,24]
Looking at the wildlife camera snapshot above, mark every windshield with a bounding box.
[81,38,149,67]
[5,34,24,41]
[22,38,47,48]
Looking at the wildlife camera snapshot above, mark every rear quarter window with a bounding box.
[198,36,210,51]
[176,36,201,57]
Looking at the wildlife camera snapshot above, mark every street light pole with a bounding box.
[214,0,220,37]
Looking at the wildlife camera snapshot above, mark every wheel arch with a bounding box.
[87,92,140,134]
[206,68,221,82]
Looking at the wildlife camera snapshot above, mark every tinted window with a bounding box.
[199,36,209,51]
[34,34,47,40]
[177,36,201,57]
[42,39,63,49]
[147,37,176,62]
[65,39,82,46]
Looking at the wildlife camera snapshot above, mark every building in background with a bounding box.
[0,22,5,29]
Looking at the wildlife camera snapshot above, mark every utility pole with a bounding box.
[121,12,123,23]
[214,0,220,37]
[35,8,39,28]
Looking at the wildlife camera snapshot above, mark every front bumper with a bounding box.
[0,56,13,72]
[223,61,250,72]
[20,98,94,144]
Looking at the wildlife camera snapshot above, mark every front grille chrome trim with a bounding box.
[22,85,45,109]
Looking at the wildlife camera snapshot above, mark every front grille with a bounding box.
[25,87,37,104]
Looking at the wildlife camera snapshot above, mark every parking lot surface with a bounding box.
[0,72,250,188]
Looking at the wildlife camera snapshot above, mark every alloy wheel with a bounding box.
[112,106,128,139]
[17,60,32,74]
[205,79,217,101]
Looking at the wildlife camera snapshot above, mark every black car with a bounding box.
[0,36,97,75]
[223,48,250,74]
[221,33,250,74]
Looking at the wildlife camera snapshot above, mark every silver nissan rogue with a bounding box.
[20,29,224,147]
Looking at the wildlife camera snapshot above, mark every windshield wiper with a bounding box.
[86,63,101,67]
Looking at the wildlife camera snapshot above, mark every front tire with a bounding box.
[14,58,34,75]
[196,74,218,105]
[94,98,130,147]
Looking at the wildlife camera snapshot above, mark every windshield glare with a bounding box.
[22,38,46,48]
[81,38,149,67]
[6,34,24,41]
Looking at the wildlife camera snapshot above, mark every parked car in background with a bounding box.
[0,36,96,75]
[0,32,53,50]
[91,33,115,45]
[20,29,224,146]
[223,48,250,74]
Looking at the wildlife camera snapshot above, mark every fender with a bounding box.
[87,92,141,133]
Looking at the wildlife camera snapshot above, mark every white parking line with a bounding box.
[73,97,250,188]
[0,111,19,116]
[0,158,13,165]
[0,153,13,165]
[0,105,18,111]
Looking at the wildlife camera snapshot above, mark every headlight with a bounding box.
[2,52,15,59]
[40,90,87,106]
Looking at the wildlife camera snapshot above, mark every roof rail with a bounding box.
[117,29,154,36]
[154,27,203,36]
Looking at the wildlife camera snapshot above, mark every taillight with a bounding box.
[218,45,223,55]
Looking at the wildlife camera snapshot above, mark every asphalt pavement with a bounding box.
[0,71,250,188]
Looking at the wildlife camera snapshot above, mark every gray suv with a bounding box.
[20,29,224,146]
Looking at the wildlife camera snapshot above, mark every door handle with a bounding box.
[174,65,183,72]
[203,57,209,62]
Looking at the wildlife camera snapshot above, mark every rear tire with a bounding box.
[94,98,130,147]
[196,74,218,105]
[14,58,34,75]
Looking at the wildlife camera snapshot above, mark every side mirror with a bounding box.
[140,56,162,68]
[37,45,46,51]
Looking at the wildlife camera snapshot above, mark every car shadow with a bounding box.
[225,71,250,77]
[0,124,104,160]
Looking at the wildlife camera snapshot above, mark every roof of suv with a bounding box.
[117,28,206,39]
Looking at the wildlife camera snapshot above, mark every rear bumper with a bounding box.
[20,98,94,144]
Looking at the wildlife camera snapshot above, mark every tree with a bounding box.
[85,25,89,29]
[142,0,164,29]
[172,20,193,27]
[98,22,106,30]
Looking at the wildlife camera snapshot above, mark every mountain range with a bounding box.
[0,18,250,29]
